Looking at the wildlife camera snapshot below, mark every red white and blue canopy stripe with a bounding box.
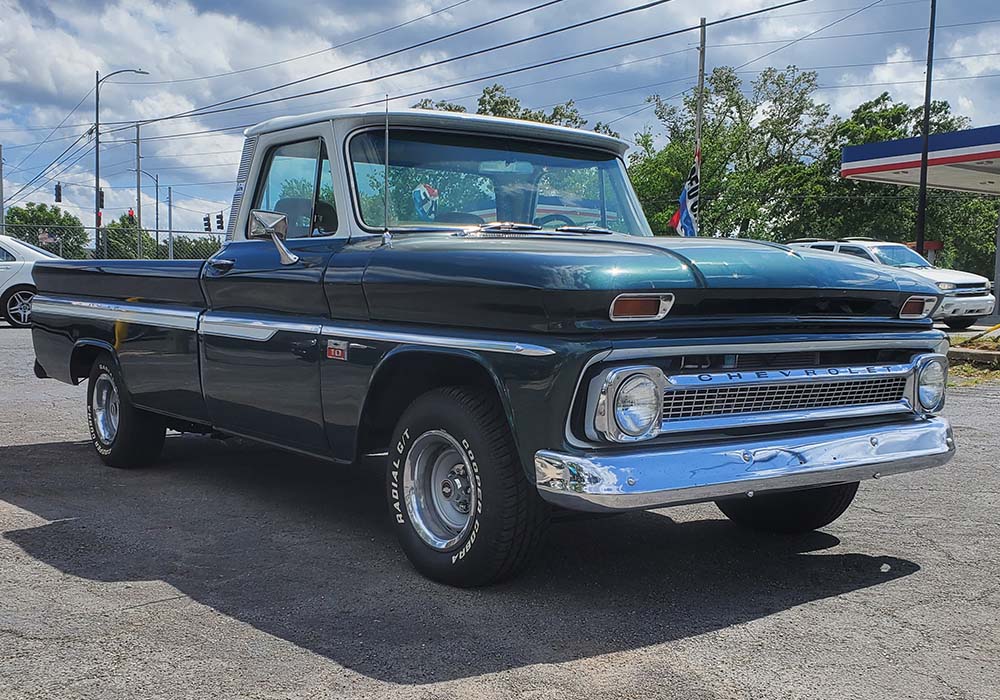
[841,124,1000,195]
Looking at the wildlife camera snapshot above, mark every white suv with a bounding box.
[789,238,995,330]
[0,234,61,328]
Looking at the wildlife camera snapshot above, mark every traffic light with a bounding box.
[203,215,211,232]
[98,188,105,209]
[215,212,224,231]
[127,208,136,224]
[54,182,62,202]
[96,211,102,227]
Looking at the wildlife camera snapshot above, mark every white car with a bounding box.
[0,234,61,328]
[789,238,995,330]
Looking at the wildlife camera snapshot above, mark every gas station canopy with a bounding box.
[841,124,1000,195]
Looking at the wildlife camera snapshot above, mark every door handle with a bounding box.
[207,258,235,273]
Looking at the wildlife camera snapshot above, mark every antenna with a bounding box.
[382,94,390,242]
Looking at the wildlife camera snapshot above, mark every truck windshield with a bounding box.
[871,244,930,268]
[349,128,652,236]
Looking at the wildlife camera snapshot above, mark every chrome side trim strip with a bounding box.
[537,416,955,513]
[199,314,323,341]
[320,324,556,357]
[31,295,200,331]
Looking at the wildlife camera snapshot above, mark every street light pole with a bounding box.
[93,67,149,257]
[130,168,159,258]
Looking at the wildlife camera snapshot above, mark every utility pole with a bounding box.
[0,143,6,235]
[695,17,706,173]
[692,16,706,235]
[94,70,101,254]
[154,174,159,253]
[914,0,937,256]
[135,123,142,257]
[167,186,174,260]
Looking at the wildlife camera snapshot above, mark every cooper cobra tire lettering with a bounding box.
[451,438,482,565]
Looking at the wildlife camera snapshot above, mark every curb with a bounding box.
[949,347,1000,367]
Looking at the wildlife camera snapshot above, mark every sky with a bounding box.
[0,0,998,236]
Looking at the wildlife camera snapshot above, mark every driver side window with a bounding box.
[252,139,338,238]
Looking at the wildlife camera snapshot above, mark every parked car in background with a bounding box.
[0,234,60,328]
[788,238,995,330]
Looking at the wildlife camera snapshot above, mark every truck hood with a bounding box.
[904,266,989,286]
[361,233,939,333]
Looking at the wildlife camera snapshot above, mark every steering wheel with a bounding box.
[533,213,576,227]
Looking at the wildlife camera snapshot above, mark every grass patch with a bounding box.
[948,362,1000,387]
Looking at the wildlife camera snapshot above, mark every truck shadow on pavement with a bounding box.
[2,436,920,684]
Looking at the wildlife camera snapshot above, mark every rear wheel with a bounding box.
[944,316,978,330]
[715,482,859,534]
[387,386,549,587]
[2,285,35,328]
[87,354,166,468]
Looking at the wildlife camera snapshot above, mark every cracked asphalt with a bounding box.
[1,324,998,699]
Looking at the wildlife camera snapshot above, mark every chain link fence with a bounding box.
[1,223,224,261]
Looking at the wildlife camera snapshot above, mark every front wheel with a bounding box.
[87,354,166,468]
[387,386,549,587]
[715,482,859,534]
[2,285,35,328]
[944,316,978,330]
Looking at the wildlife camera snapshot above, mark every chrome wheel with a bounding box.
[91,373,120,444]
[403,430,477,551]
[5,290,33,326]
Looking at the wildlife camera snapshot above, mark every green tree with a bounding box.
[414,83,618,136]
[3,202,88,258]
[102,214,157,259]
[631,66,832,237]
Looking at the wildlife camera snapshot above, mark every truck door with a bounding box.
[200,135,345,456]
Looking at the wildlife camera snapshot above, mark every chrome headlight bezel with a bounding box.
[590,366,666,443]
[914,355,948,414]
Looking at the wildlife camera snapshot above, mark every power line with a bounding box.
[606,0,890,123]
[125,0,572,124]
[108,0,478,86]
[3,129,91,205]
[10,88,94,170]
[341,0,816,114]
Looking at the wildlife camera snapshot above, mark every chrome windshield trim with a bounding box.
[537,416,955,513]
[199,314,323,342]
[31,295,200,331]
[320,324,556,357]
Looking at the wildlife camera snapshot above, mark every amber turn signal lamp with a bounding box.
[899,295,937,319]
[609,293,674,321]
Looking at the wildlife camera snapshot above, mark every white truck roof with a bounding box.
[244,108,629,156]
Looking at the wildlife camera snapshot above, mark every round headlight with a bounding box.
[614,374,661,437]
[917,359,947,412]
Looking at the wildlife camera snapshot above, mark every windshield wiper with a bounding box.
[554,225,616,235]
[477,221,544,232]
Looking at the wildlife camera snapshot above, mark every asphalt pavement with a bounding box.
[1,324,998,699]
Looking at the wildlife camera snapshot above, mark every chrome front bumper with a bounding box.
[934,293,995,319]
[535,417,955,512]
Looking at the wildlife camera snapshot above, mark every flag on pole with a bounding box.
[671,147,700,236]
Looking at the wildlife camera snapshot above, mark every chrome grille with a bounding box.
[662,375,908,421]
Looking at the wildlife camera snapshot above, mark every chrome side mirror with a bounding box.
[248,209,298,265]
